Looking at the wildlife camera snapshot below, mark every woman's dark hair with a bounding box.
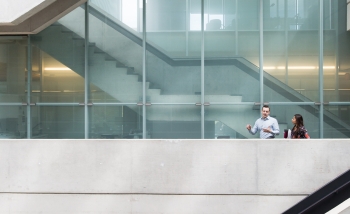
[294,114,304,127]
[292,114,304,138]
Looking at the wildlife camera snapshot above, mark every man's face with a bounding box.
[261,107,270,118]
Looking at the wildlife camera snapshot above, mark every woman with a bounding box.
[291,114,310,139]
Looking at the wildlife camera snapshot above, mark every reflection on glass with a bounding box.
[90,0,141,32]
[263,0,320,102]
[88,6,143,103]
[0,37,27,102]
[324,105,350,138]
[146,105,201,139]
[30,7,85,103]
[34,106,84,139]
[90,105,142,139]
[146,0,201,104]
[205,105,259,139]
[31,51,85,103]
[204,64,259,102]
[0,106,27,139]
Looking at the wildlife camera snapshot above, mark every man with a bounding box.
[246,105,280,139]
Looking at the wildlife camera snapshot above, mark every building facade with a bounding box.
[0,0,350,139]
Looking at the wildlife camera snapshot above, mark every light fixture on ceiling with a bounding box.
[263,66,335,70]
[44,67,71,71]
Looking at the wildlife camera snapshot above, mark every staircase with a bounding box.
[31,4,350,139]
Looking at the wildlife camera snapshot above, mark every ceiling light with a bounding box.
[44,67,71,71]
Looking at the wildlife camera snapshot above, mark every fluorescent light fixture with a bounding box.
[324,66,335,69]
[44,67,71,71]
[289,66,316,69]
[264,66,335,70]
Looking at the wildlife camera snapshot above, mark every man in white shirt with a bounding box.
[246,105,280,139]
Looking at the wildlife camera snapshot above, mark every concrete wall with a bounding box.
[0,139,349,213]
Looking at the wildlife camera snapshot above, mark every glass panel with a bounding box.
[0,105,27,139]
[31,50,85,103]
[205,104,258,139]
[323,0,336,102]
[238,0,259,31]
[204,65,258,102]
[0,36,27,103]
[32,106,84,139]
[323,105,350,138]
[146,0,187,57]
[264,0,285,30]
[31,7,85,103]
[265,0,320,102]
[205,0,236,57]
[268,105,319,139]
[146,0,201,104]
[88,4,143,103]
[89,105,142,139]
[146,105,201,139]
[324,0,349,102]
[90,0,142,33]
[204,0,259,103]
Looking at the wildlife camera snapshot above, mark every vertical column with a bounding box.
[319,0,324,138]
[259,0,264,107]
[235,0,238,55]
[335,1,339,103]
[201,0,205,139]
[142,0,147,139]
[84,1,89,139]
[27,35,32,139]
[284,0,289,85]
[347,0,350,30]
[186,0,189,56]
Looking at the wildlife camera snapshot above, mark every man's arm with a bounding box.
[271,119,280,135]
[248,121,258,135]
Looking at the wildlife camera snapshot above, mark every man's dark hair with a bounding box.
[262,105,270,111]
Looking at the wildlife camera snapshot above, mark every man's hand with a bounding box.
[262,126,272,133]
[246,124,252,130]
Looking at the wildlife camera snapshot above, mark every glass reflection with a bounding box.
[90,105,142,139]
[324,105,350,138]
[0,37,26,102]
[205,105,258,139]
[146,105,201,139]
[33,106,84,139]
[0,106,27,139]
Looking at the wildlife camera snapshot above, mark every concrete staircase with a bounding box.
[32,5,350,138]
[32,24,251,137]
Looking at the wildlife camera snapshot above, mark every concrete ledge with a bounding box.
[0,194,305,214]
[0,139,349,213]
[0,139,349,194]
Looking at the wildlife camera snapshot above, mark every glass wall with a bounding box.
[30,7,85,139]
[0,37,28,139]
[1,0,350,139]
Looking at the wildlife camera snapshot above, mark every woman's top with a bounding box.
[291,126,310,139]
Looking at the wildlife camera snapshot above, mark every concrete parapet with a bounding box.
[0,139,349,213]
